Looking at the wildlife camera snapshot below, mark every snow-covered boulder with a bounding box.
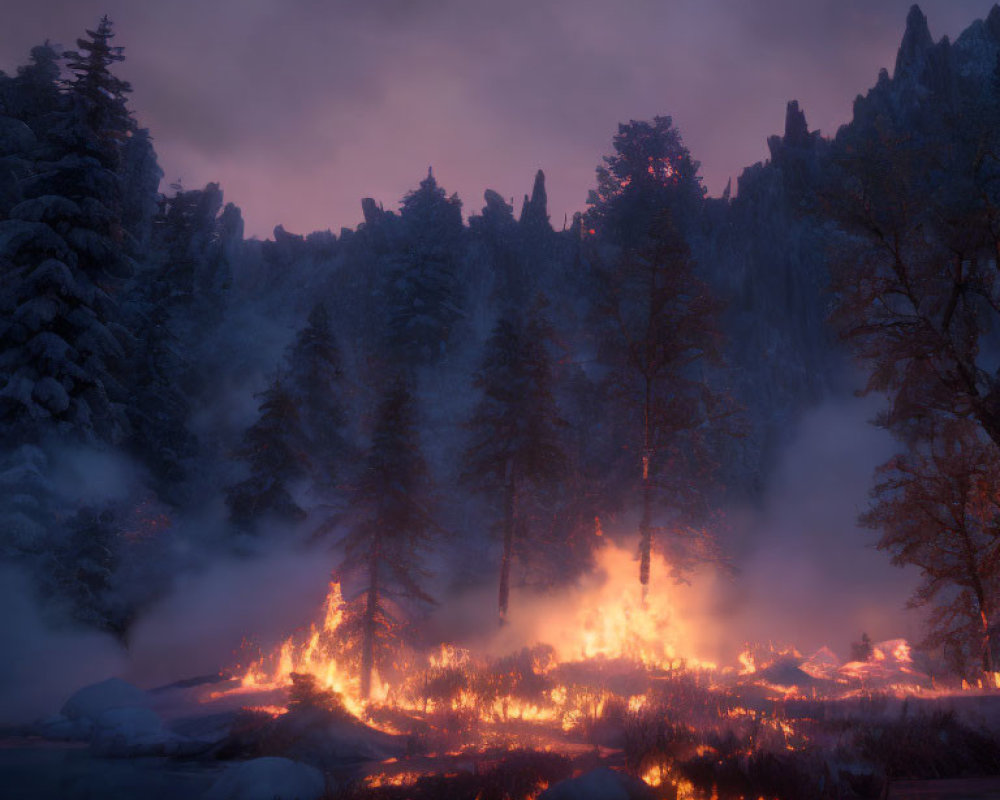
[61,677,152,722]
[540,767,655,800]
[90,706,173,757]
[205,757,325,800]
[36,712,94,741]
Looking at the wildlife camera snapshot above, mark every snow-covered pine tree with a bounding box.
[338,375,434,698]
[0,17,134,445]
[462,300,566,624]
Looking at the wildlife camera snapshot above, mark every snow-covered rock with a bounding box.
[539,767,655,800]
[90,706,173,757]
[36,713,94,741]
[61,677,152,722]
[205,757,325,800]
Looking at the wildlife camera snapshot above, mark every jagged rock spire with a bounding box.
[895,5,934,79]
[519,169,550,232]
[360,197,383,226]
[986,4,1000,41]
[783,100,810,148]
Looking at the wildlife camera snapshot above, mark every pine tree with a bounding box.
[1,43,63,136]
[285,302,353,494]
[62,16,132,152]
[384,168,464,365]
[586,116,704,248]
[226,377,308,530]
[46,505,123,635]
[0,17,134,445]
[462,301,566,623]
[338,376,434,698]
[595,212,727,598]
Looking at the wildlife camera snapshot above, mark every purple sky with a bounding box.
[2,1,996,239]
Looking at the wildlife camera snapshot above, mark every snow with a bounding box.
[89,706,173,757]
[540,767,656,800]
[205,757,325,800]
[60,677,151,721]
[9,195,82,224]
[32,376,70,414]
[26,259,86,300]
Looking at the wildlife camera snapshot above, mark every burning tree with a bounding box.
[593,212,726,597]
[462,301,566,624]
[861,419,1000,678]
[585,117,730,597]
[338,375,435,698]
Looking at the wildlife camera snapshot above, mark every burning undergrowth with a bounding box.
[174,540,1000,799]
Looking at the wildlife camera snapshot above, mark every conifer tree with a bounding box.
[0,17,133,445]
[338,376,434,698]
[46,505,123,635]
[586,116,704,248]
[462,301,566,623]
[595,212,726,598]
[285,302,353,494]
[226,377,308,529]
[384,169,463,365]
[62,16,132,150]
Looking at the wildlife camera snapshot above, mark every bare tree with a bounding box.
[862,419,1000,679]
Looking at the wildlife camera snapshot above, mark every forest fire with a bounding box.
[212,542,720,730]
[10,6,1000,799]
[189,540,1000,798]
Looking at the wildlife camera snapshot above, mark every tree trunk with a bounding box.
[498,469,516,625]
[639,377,652,604]
[360,536,379,699]
[980,606,994,676]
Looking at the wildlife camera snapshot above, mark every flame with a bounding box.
[526,541,717,671]
[738,647,756,676]
[233,581,387,719]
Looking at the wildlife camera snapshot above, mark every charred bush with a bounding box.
[288,672,352,718]
[471,646,555,720]
[853,709,1000,779]
[333,749,571,800]
[623,705,699,775]
[679,748,836,800]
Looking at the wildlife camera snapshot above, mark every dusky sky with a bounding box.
[1,0,994,238]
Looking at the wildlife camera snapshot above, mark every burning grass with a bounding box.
[198,542,1000,799]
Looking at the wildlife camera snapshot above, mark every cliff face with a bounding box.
[696,99,838,499]
[695,4,1000,499]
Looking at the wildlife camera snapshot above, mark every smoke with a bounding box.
[0,542,336,723]
[123,546,335,688]
[424,392,923,669]
[0,392,926,725]
[717,393,923,660]
[0,568,126,723]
